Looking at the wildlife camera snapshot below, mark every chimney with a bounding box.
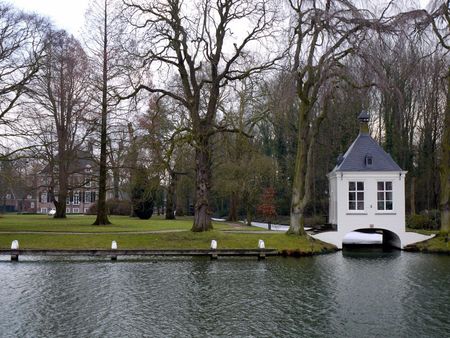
[358,111,370,134]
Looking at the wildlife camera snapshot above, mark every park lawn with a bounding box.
[0,214,334,253]
[0,214,239,232]
[0,230,335,253]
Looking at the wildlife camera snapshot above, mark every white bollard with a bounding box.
[258,239,266,260]
[210,240,218,260]
[11,240,19,261]
[210,240,217,250]
[258,239,265,249]
[111,240,118,261]
[11,240,19,250]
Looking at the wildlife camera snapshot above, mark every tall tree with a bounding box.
[212,77,275,222]
[140,98,189,220]
[30,30,92,218]
[287,0,375,235]
[124,0,281,231]
[428,0,450,233]
[85,0,126,225]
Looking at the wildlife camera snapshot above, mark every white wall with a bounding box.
[328,174,338,224]
[329,171,407,234]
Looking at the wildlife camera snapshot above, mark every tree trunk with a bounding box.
[54,143,68,218]
[288,103,310,236]
[112,168,120,199]
[165,172,176,220]
[440,72,450,234]
[246,204,253,226]
[93,0,110,225]
[227,191,238,222]
[191,136,213,232]
[54,174,68,218]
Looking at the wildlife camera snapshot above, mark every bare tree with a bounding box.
[124,0,282,231]
[140,98,189,220]
[287,0,379,235]
[29,30,93,218]
[0,4,47,155]
[427,0,450,233]
[84,0,128,225]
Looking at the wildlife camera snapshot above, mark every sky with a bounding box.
[8,0,431,37]
[8,0,91,36]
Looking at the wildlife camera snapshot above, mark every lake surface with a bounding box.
[0,251,449,337]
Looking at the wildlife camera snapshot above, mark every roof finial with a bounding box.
[358,111,370,134]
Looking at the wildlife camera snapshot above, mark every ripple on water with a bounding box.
[0,253,449,337]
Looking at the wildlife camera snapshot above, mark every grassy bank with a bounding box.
[0,214,335,254]
[404,233,450,254]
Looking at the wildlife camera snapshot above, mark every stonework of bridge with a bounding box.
[312,228,434,249]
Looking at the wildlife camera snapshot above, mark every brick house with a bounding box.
[36,150,99,214]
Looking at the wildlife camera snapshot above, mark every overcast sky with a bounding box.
[8,0,91,36]
[9,0,431,37]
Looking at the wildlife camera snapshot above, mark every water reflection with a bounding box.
[0,253,449,337]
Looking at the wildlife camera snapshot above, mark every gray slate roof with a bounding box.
[334,133,402,172]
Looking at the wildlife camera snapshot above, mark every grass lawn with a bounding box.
[0,214,335,253]
[0,214,239,232]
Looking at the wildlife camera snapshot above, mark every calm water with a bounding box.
[0,252,449,338]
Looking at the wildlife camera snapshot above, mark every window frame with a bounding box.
[348,180,365,211]
[377,181,393,211]
[73,191,80,205]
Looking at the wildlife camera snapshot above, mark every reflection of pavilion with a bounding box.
[313,112,433,249]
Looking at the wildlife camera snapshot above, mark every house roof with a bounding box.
[333,133,402,172]
[41,150,96,175]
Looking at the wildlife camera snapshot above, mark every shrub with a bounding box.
[86,203,97,215]
[422,209,440,229]
[407,212,439,230]
[106,199,132,216]
[131,187,154,220]
[304,215,326,226]
[86,199,132,216]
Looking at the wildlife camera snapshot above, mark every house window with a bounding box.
[85,191,91,203]
[377,181,393,210]
[66,196,70,205]
[41,192,48,203]
[84,208,89,214]
[365,154,373,167]
[6,194,11,199]
[66,208,70,213]
[73,208,80,213]
[41,208,47,214]
[73,192,80,205]
[349,181,364,210]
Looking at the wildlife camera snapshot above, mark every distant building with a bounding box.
[0,177,37,213]
[36,150,99,214]
[313,112,433,249]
